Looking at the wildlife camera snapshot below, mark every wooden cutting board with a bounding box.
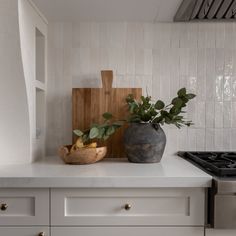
[72,70,142,158]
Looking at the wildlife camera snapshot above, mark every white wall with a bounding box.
[0,0,30,164]
[47,22,236,156]
[18,0,47,161]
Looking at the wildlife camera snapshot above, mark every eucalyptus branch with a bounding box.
[126,88,196,128]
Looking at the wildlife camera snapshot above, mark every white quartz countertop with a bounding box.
[0,155,212,188]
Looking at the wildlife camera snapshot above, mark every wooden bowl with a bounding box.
[58,145,107,165]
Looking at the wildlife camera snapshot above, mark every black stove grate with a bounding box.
[178,151,236,177]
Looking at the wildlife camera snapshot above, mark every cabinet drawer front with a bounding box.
[0,227,49,236]
[51,188,205,226]
[0,189,49,225]
[52,227,204,236]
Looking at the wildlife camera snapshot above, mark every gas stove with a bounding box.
[178,151,236,177]
[178,151,236,229]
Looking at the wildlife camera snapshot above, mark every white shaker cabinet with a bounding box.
[51,188,205,226]
[0,227,49,236]
[0,187,206,236]
[0,189,49,226]
[51,227,204,236]
[206,229,236,236]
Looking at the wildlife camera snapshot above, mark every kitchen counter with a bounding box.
[0,155,212,188]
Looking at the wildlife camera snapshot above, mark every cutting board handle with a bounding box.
[101,70,113,91]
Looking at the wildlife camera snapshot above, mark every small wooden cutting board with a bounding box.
[72,71,142,158]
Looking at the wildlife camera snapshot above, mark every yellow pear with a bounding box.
[75,138,84,148]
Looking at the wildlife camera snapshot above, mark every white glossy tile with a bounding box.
[223,102,231,128]
[79,22,91,48]
[205,102,215,128]
[205,23,216,49]
[214,129,223,151]
[215,49,224,101]
[206,49,215,100]
[223,129,231,150]
[47,21,236,155]
[205,128,215,150]
[215,23,225,49]
[179,127,188,151]
[108,22,126,49]
[196,129,205,151]
[144,23,153,49]
[125,47,135,75]
[215,102,223,128]
[224,23,235,49]
[231,102,236,128]
[170,23,181,48]
[230,129,236,151]
[187,128,196,151]
[196,102,205,128]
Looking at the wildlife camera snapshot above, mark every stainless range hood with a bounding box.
[174,0,236,21]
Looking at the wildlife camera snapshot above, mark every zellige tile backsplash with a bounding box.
[47,22,236,156]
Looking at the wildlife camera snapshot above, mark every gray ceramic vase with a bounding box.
[124,123,166,163]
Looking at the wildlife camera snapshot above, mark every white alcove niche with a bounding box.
[34,26,46,161]
[36,28,45,84]
[34,87,46,159]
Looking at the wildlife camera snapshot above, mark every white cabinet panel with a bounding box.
[0,227,49,236]
[206,229,236,236]
[52,227,204,236]
[0,189,49,225]
[51,188,205,226]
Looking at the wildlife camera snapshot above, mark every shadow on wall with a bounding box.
[72,74,103,88]
[46,93,72,155]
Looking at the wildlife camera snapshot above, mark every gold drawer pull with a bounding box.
[124,203,132,210]
[0,203,8,211]
[38,232,46,236]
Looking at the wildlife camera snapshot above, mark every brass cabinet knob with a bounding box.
[124,203,132,210]
[38,233,46,236]
[0,203,8,211]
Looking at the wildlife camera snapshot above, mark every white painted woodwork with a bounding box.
[0,189,49,225]
[206,229,236,236]
[51,226,204,236]
[51,188,205,226]
[32,0,182,22]
[0,0,30,164]
[18,0,48,162]
[0,227,49,236]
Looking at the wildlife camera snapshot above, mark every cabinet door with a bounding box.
[52,227,204,236]
[206,229,236,236]
[0,227,49,236]
[0,189,49,225]
[51,188,205,226]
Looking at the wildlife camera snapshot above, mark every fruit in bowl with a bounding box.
[58,113,123,165]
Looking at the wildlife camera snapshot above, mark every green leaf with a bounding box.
[82,134,89,143]
[73,129,83,137]
[89,127,99,139]
[172,97,183,107]
[130,103,138,113]
[177,88,186,97]
[97,128,106,139]
[103,135,110,141]
[153,116,163,123]
[186,93,196,99]
[112,121,124,127]
[102,112,113,120]
[170,106,181,115]
[126,94,134,103]
[106,126,116,136]
[155,100,165,110]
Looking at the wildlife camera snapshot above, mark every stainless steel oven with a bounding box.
[178,152,236,229]
[208,179,236,229]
